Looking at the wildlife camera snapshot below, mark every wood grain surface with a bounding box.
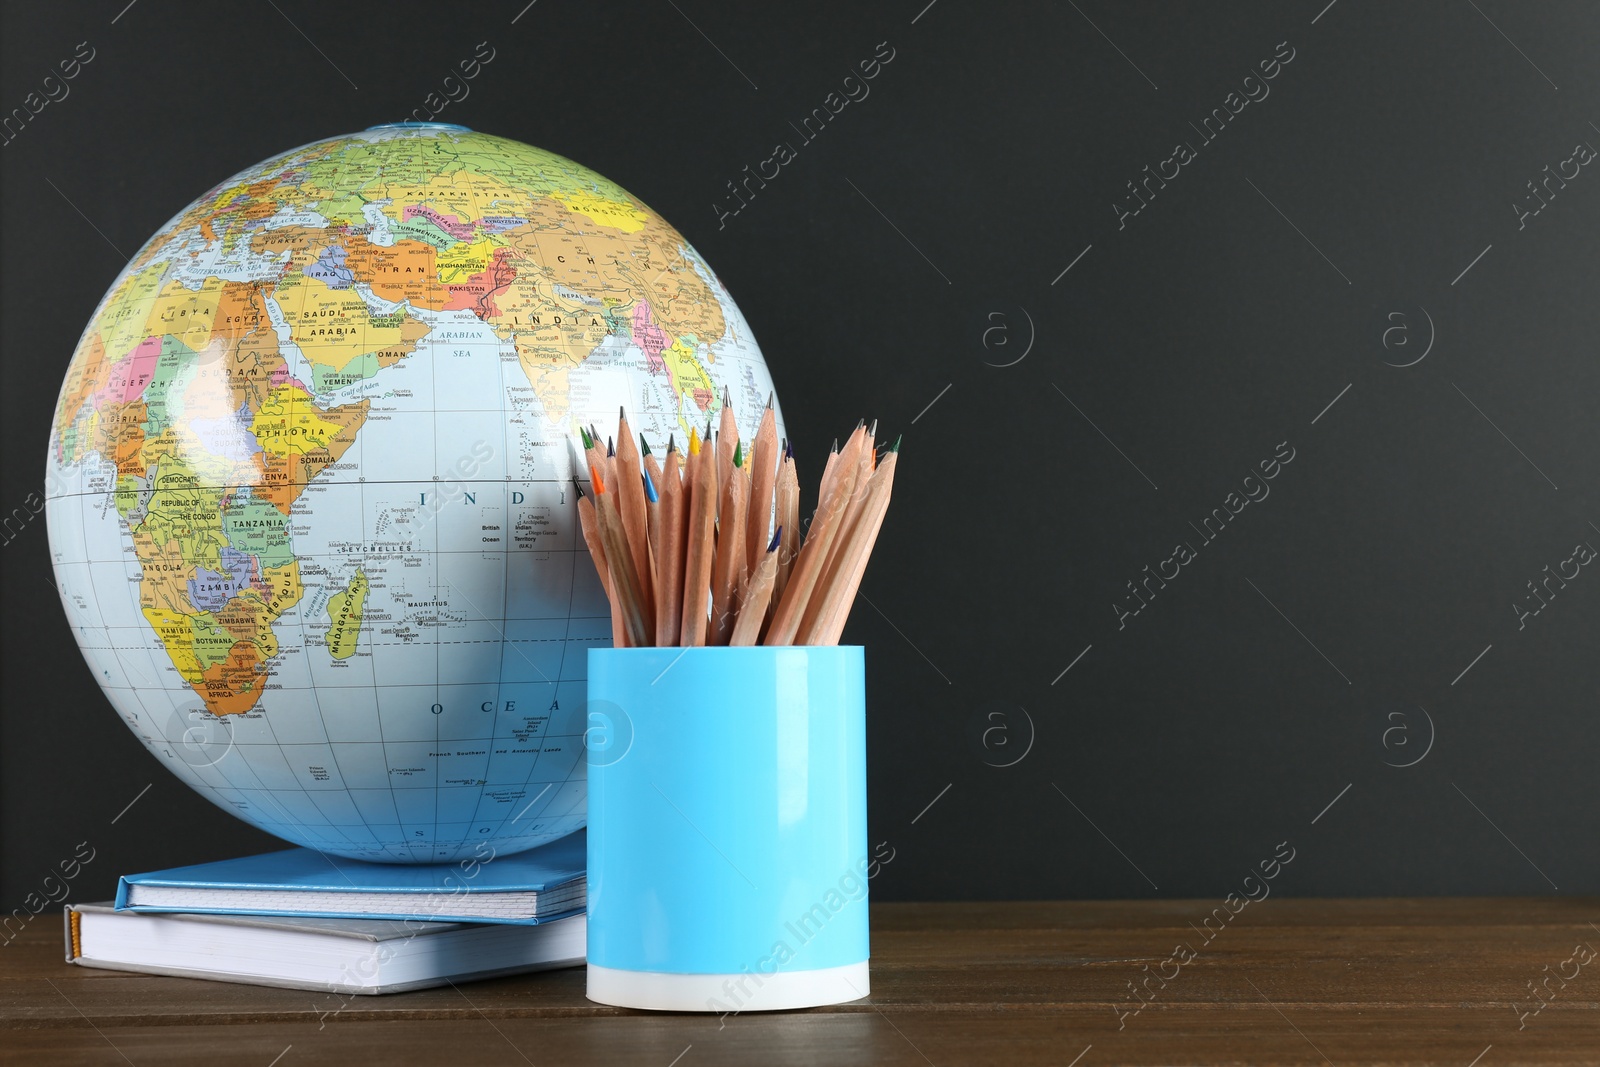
[5,899,1599,1065]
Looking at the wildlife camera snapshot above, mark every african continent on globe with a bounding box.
[45,123,783,862]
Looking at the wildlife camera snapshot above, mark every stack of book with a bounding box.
[64,833,586,994]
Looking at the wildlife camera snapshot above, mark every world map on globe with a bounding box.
[45,123,782,862]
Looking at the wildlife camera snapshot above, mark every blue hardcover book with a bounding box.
[114,831,585,925]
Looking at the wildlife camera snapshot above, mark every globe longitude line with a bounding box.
[85,352,240,815]
[414,530,570,839]
[428,254,444,859]
[69,460,164,721]
[282,272,406,858]
[251,394,363,856]
[214,682,360,859]
[263,285,381,859]
[344,365,398,858]
[451,175,513,853]
[484,251,521,850]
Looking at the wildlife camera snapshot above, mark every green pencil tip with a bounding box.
[892,434,901,453]
[733,441,743,467]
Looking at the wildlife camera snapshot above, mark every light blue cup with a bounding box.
[585,646,870,1011]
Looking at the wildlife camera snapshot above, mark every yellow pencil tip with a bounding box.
[688,427,701,455]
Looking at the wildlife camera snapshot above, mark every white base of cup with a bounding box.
[586,960,869,1012]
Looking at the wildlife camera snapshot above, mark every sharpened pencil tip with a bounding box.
[892,434,901,453]
[619,405,625,421]
[642,469,658,503]
[768,526,782,552]
[607,436,615,458]
[639,433,651,456]
[733,441,743,468]
[666,433,677,454]
[765,391,773,410]
[723,384,731,406]
[830,438,839,453]
[590,465,606,495]
[856,418,865,430]
[868,418,878,437]
[572,476,585,498]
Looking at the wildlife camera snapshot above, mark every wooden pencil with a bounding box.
[764,432,863,645]
[570,408,902,649]
[575,480,626,648]
[816,438,842,520]
[730,528,781,646]
[710,440,747,645]
[641,433,663,497]
[643,464,662,641]
[586,425,610,491]
[745,394,778,577]
[590,464,650,647]
[679,428,717,645]
[614,410,654,636]
[773,441,800,611]
[656,438,685,647]
[716,386,738,508]
[799,422,874,639]
[802,443,898,645]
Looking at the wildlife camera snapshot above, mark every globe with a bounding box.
[45,123,783,862]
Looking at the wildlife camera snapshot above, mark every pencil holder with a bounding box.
[585,645,869,1012]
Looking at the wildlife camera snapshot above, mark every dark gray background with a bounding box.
[3,0,1598,912]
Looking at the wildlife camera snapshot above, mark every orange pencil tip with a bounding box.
[589,464,606,494]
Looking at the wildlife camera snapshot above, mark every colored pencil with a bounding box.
[575,479,626,648]
[573,406,901,649]
[679,428,717,646]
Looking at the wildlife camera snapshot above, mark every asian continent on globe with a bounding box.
[45,123,783,862]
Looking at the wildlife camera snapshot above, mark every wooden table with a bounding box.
[5,899,1598,1065]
